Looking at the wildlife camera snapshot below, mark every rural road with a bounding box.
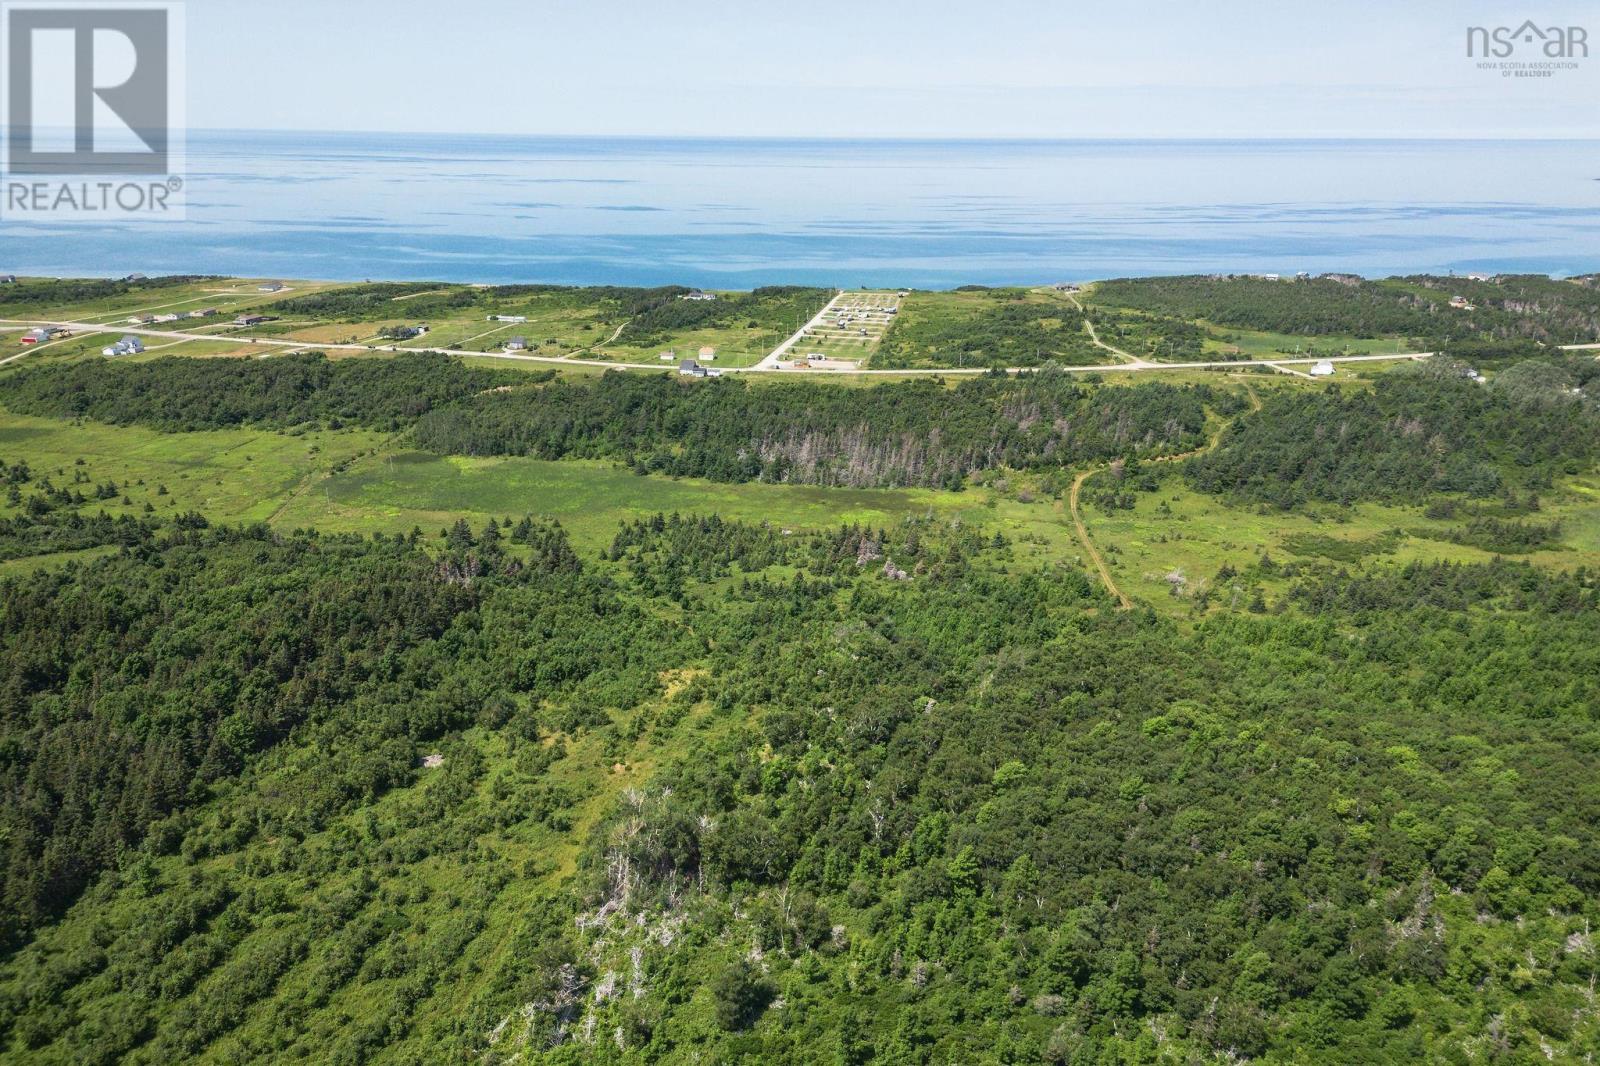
[755,290,847,370]
[1068,468,1134,611]
[1067,385,1259,610]
[1,317,1456,378]
[8,315,1593,378]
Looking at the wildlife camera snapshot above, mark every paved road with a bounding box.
[756,291,847,370]
[9,315,1595,378]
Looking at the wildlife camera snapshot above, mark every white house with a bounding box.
[102,336,145,357]
[1309,360,1336,377]
[679,290,716,302]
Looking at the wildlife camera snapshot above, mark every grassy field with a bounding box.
[876,288,1102,369]
[1200,324,1427,361]
[1078,467,1600,611]
[270,449,1074,555]
[0,407,1078,563]
[595,321,787,368]
[0,411,387,525]
[35,391,1588,624]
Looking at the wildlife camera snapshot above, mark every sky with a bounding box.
[184,0,1598,138]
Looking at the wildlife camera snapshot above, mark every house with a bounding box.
[1449,296,1474,310]
[679,290,716,302]
[190,308,218,318]
[488,315,528,323]
[123,273,147,283]
[234,314,274,326]
[20,327,63,345]
[102,335,145,357]
[387,325,429,341]
[1309,360,1336,377]
[258,282,285,293]
[1052,282,1081,293]
[0,275,16,285]
[505,336,528,351]
[698,346,717,362]
[658,351,676,361]
[154,313,181,323]
[679,359,707,377]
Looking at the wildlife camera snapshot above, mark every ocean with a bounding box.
[2,132,1597,287]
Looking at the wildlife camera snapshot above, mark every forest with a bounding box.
[1091,274,1600,346]
[0,285,1598,1064]
[0,353,529,433]
[410,372,1214,488]
[1187,358,1600,508]
[0,500,1596,1063]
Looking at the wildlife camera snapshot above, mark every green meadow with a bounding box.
[1078,467,1600,611]
[272,449,1065,553]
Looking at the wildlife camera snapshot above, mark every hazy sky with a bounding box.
[188,0,1600,137]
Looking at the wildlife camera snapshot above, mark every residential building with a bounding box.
[102,336,145,357]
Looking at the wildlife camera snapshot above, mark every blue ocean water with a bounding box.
[1,132,1597,286]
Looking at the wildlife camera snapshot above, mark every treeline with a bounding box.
[1289,557,1599,615]
[0,353,529,432]
[1187,359,1600,507]
[274,283,479,319]
[0,275,218,313]
[1092,273,1600,345]
[412,371,1213,489]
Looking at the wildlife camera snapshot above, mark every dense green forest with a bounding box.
[1188,359,1600,508]
[1091,274,1600,345]
[411,372,1214,488]
[0,353,528,432]
[0,503,1596,1063]
[2,283,1599,1064]
[0,359,1214,489]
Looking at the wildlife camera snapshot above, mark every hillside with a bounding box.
[0,279,1598,1064]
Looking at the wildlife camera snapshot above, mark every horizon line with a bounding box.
[171,128,1600,144]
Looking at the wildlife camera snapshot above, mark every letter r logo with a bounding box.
[5,5,171,174]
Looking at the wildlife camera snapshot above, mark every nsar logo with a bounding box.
[1466,20,1588,58]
